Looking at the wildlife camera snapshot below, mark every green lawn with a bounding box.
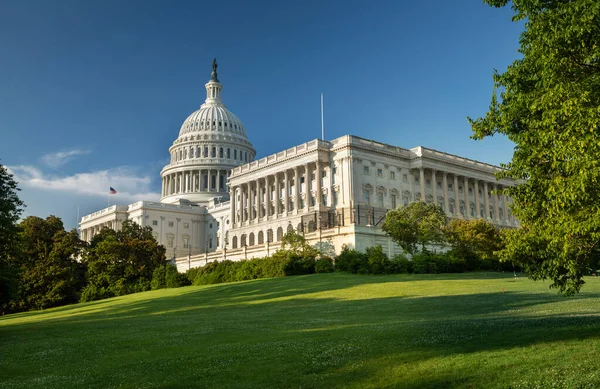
[1,273,600,389]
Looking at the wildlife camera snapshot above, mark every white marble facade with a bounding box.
[79,61,518,271]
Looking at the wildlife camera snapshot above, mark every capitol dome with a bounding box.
[160,59,256,205]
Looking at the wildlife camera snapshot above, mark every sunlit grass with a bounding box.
[1,273,600,388]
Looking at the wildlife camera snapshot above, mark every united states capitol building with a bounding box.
[80,61,518,271]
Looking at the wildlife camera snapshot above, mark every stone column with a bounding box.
[304,164,310,212]
[249,182,254,222]
[315,161,322,206]
[231,186,236,227]
[294,166,300,212]
[191,173,195,193]
[453,175,460,217]
[484,182,490,220]
[239,185,244,223]
[443,173,449,214]
[284,170,289,214]
[503,191,509,223]
[432,170,437,206]
[464,176,470,219]
[256,179,262,220]
[274,174,280,217]
[474,180,481,219]
[419,168,425,202]
[217,170,221,192]
[493,184,500,222]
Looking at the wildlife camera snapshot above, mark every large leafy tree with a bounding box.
[82,220,166,301]
[12,216,86,311]
[469,0,600,293]
[382,202,447,255]
[445,219,504,269]
[0,164,25,314]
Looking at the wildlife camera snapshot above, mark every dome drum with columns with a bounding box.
[160,59,256,205]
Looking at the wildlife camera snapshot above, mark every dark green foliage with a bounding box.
[10,216,86,311]
[411,252,466,274]
[188,254,318,286]
[315,257,334,273]
[335,245,369,274]
[0,164,24,314]
[470,0,600,293]
[81,220,166,302]
[152,264,190,290]
[365,246,390,275]
[390,254,412,274]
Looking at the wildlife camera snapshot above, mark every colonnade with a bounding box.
[230,161,332,227]
[162,169,228,197]
[415,167,512,223]
[80,220,119,242]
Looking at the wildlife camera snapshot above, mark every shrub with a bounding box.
[315,257,334,273]
[335,245,369,274]
[80,284,114,303]
[390,254,412,274]
[365,245,389,274]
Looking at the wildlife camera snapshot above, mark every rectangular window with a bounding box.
[378,192,384,207]
[448,184,453,192]
[152,220,158,226]
[390,171,396,180]
[459,185,463,193]
[167,236,174,247]
[209,238,213,249]
[377,168,383,177]
[364,190,370,205]
[183,223,189,229]
[322,170,326,178]
[426,179,431,187]
[364,166,369,174]
[333,192,338,207]
[437,181,442,190]
[234,149,237,159]
[391,194,397,209]
[322,195,327,206]
[468,188,473,195]
[183,237,189,249]
[403,174,408,183]
[300,176,305,184]
[227,148,231,158]
[168,221,174,227]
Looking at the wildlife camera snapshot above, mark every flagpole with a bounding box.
[321,93,324,140]
[108,191,110,208]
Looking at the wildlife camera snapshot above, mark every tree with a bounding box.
[0,164,24,314]
[382,202,447,255]
[278,231,318,259]
[445,219,504,269]
[81,220,166,301]
[12,216,86,311]
[469,0,600,293]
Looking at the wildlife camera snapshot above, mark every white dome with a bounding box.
[160,60,256,205]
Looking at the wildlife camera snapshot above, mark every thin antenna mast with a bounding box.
[321,93,324,140]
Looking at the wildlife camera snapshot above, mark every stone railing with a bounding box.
[81,205,128,222]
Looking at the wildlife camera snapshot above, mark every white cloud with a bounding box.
[7,165,160,202]
[40,149,91,168]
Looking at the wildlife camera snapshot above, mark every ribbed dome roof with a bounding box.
[177,61,249,139]
[179,104,246,137]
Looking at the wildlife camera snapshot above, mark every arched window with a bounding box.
[257,231,264,244]
[232,236,238,249]
[227,148,230,158]
[211,147,216,157]
[267,229,273,243]
[219,148,223,158]
[287,224,294,234]
[241,234,247,247]
[276,227,284,241]
[249,232,255,246]
[307,221,315,232]
[234,149,237,159]
[204,147,208,157]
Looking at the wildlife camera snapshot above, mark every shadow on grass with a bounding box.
[1,273,599,389]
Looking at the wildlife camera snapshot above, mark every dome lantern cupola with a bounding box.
[159,59,256,205]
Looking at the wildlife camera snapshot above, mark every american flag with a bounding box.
[109,187,117,194]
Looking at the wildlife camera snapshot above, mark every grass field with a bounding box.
[1,273,600,389]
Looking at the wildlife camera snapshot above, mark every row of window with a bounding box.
[184,119,240,132]
[172,146,251,163]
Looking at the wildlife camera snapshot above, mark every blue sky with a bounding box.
[0,0,522,230]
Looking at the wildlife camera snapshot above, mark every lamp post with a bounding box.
[188,245,191,270]
[205,241,209,264]
[223,237,228,261]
